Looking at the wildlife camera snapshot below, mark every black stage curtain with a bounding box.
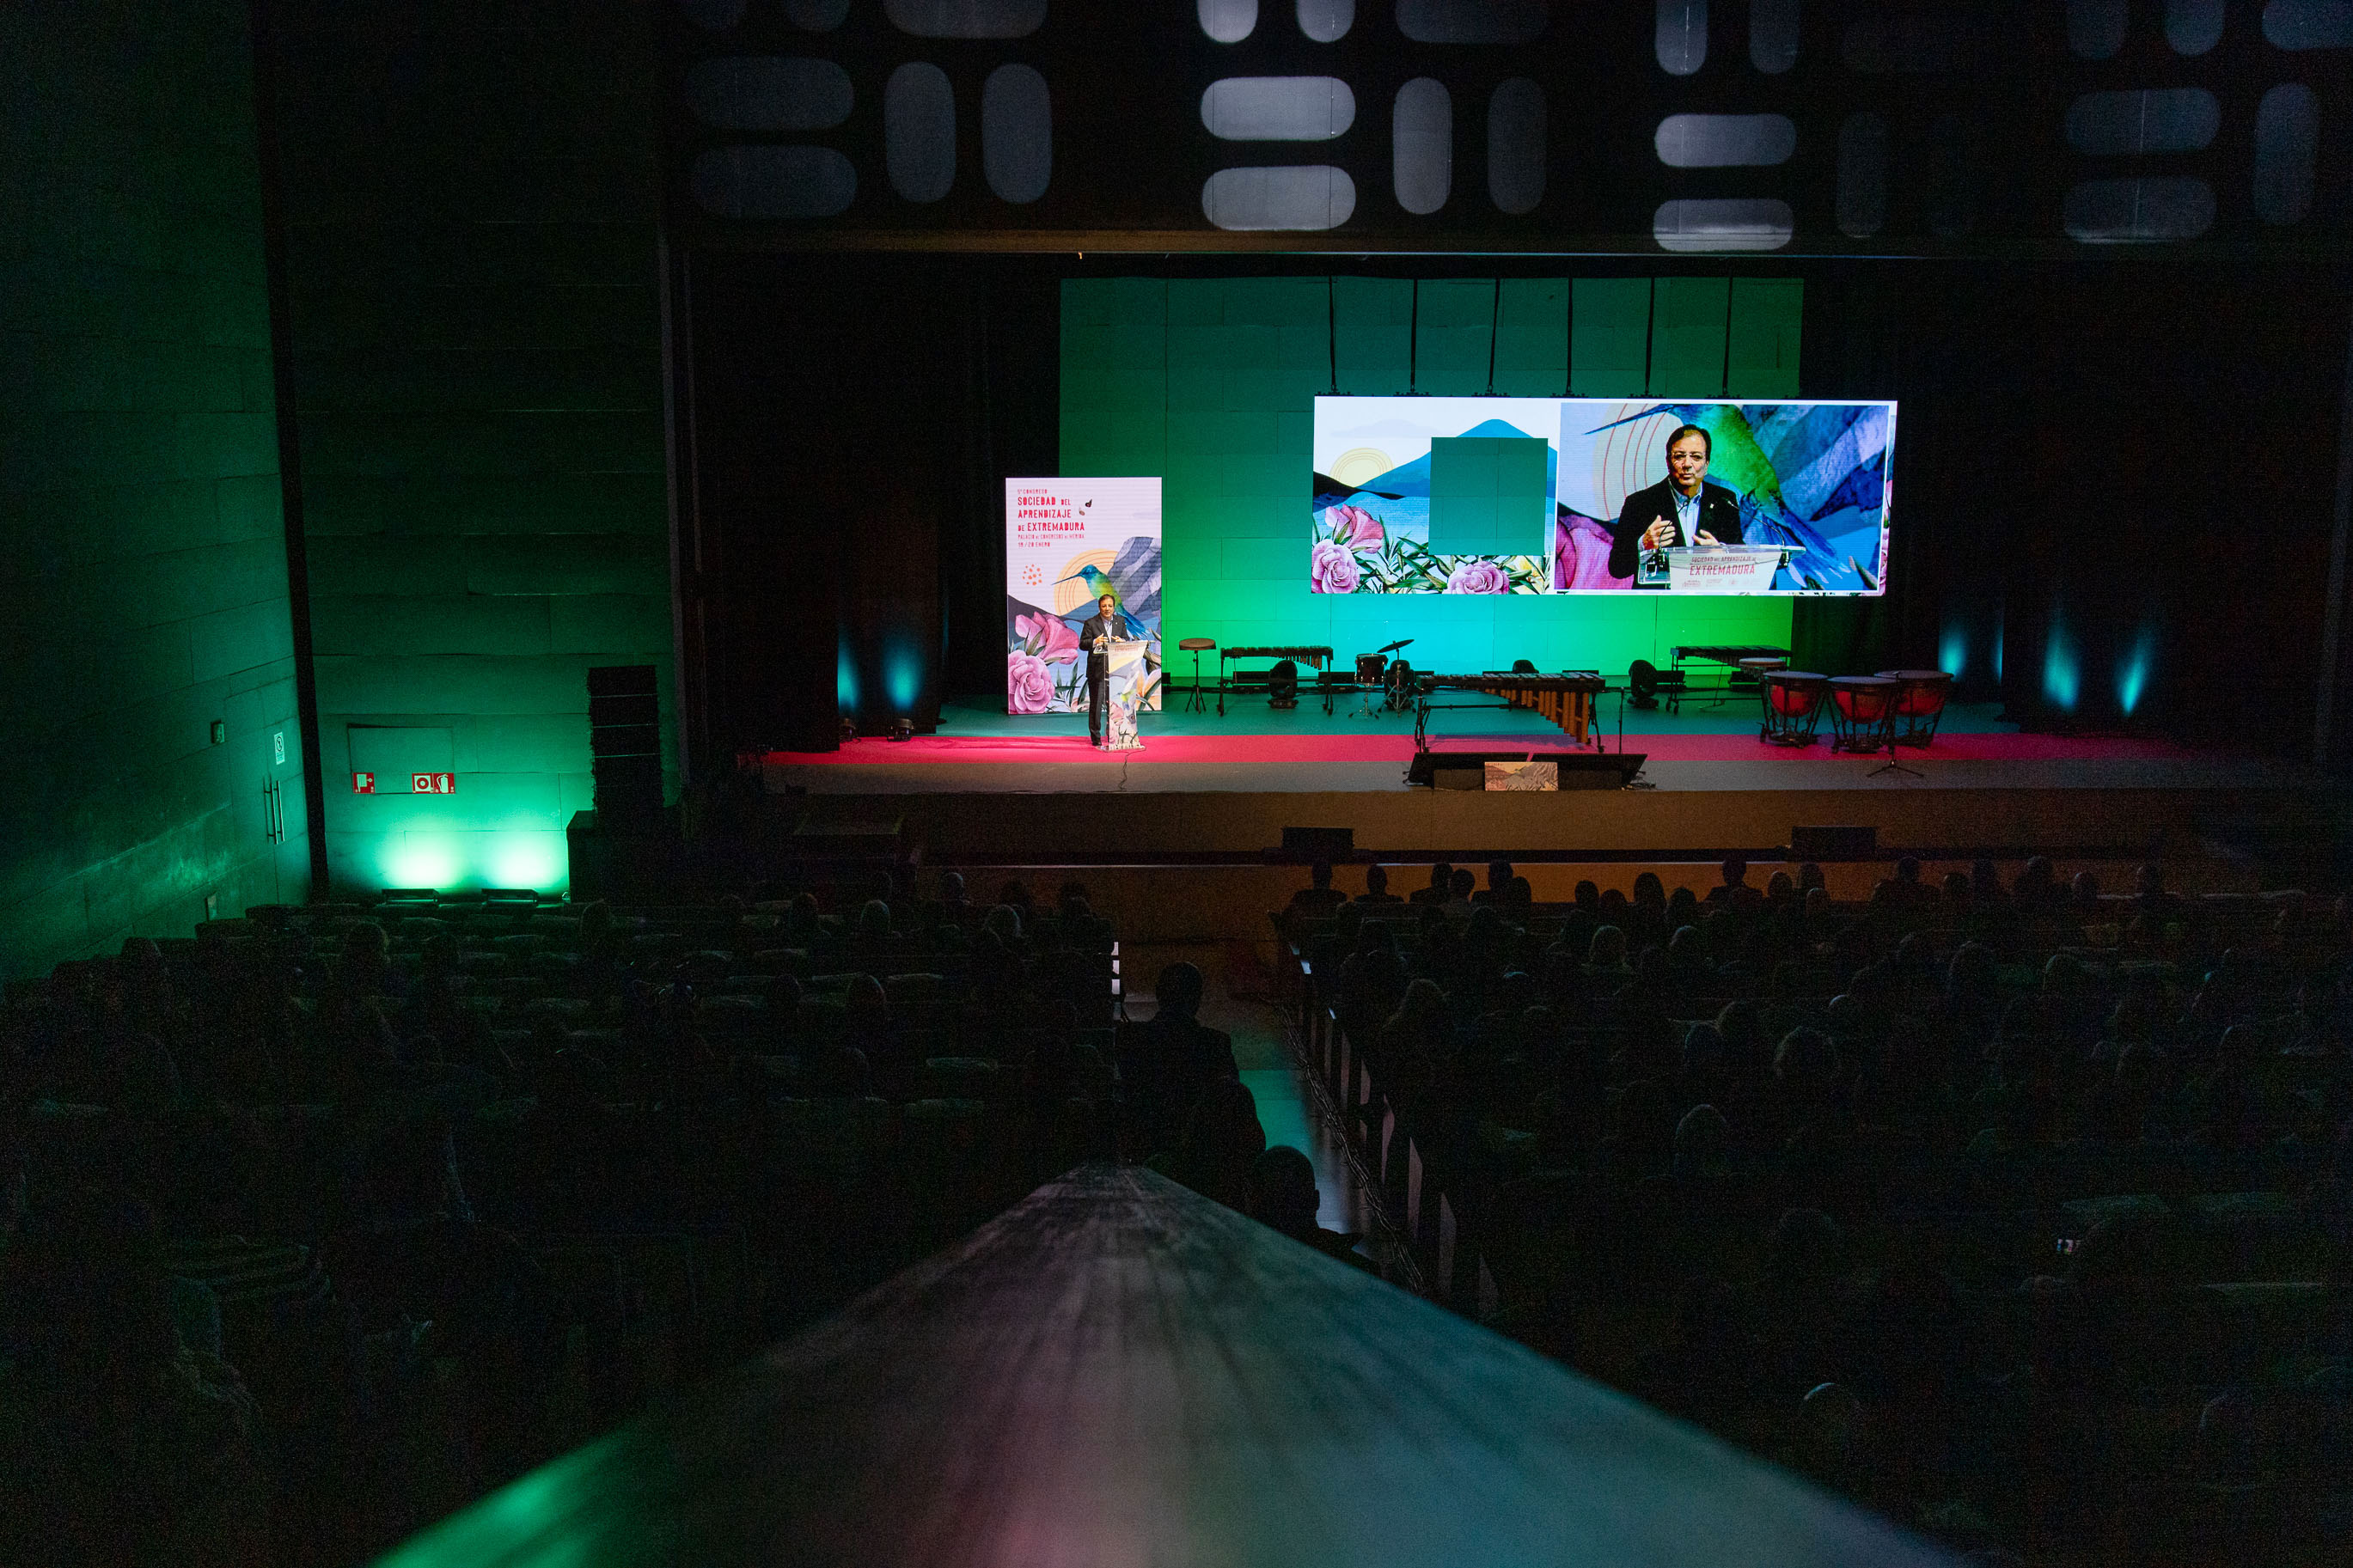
[1803,255,2348,749]
[684,253,1056,752]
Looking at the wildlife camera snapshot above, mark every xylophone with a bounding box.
[1221,645,1335,670]
[1411,672,1608,747]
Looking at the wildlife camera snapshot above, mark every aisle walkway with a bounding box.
[1124,941,1373,1244]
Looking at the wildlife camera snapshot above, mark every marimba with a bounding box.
[1672,644,1794,708]
[1412,672,1608,747]
[1672,643,1791,668]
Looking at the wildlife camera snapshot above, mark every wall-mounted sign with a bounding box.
[413,772,455,794]
[352,772,376,794]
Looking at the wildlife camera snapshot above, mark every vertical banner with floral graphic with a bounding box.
[1005,478,1162,714]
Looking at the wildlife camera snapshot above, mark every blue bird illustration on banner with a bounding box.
[1056,564,1151,640]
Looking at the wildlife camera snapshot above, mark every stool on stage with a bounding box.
[1875,669,1953,747]
[1828,675,1898,755]
[1178,638,1216,713]
[1759,669,1828,747]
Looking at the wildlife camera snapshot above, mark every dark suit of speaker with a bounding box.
[1079,613,1115,744]
[1606,479,1745,582]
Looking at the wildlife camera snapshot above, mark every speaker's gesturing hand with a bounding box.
[1641,517,1678,550]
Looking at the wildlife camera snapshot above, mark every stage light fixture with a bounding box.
[1626,659,1686,711]
[840,717,859,744]
[1629,659,1662,710]
[888,718,915,742]
[1267,659,1299,710]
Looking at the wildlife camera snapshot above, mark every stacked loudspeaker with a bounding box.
[588,665,663,827]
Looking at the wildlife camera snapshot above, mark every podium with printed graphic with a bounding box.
[1098,639,1156,752]
[1639,544,1788,594]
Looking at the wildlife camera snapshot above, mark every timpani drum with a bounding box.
[1759,669,1828,747]
[1828,675,1898,754]
[1875,669,1953,747]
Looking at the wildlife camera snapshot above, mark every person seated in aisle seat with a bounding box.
[1118,961,1238,1158]
[1354,863,1403,905]
[2012,855,2061,907]
[1706,856,1765,909]
[1872,856,1934,909]
[1410,863,1453,906]
[1158,1079,1267,1211]
[2134,863,2191,922]
[1471,860,1515,905]
[1443,867,1478,918]
[1284,860,1349,924]
[1245,1146,1365,1264]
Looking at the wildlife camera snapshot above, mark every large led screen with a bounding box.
[1311,396,1894,595]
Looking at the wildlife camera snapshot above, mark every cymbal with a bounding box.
[1375,638,1415,655]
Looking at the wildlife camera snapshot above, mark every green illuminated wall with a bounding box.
[270,0,674,894]
[0,0,308,981]
[1061,276,1803,677]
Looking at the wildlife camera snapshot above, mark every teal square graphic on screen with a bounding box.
[1428,436,1549,555]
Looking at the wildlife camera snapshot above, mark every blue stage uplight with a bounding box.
[1939,625,1967,681]
[2043,612,2079,712]
[883,640,921,711]
[836,639,859,711]
[2118,629,2154,716]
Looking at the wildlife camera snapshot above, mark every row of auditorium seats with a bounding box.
[1,876,1124,1566]
[1278,864,2352,1562]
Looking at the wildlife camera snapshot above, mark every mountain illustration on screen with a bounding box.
[1324,418,1556,503]
[1312,473,1403,509]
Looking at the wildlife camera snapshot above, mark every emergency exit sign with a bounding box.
[351,772,454,794]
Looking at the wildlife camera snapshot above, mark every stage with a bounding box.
[764,696,2307,798]
[749,696,2328,901]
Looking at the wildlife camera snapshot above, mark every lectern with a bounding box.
[1097,638,1154,751]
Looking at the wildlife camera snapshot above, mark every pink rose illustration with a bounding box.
[1014,611,1079,665]
[1310,540,1361,595]
[1007,650,1055,713]
[1445,559,1510,595]
[1329,504,1384,552]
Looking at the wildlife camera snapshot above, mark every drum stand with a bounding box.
[1867,726,1922,780]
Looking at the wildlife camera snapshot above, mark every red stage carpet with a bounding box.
[766,731,2204,768]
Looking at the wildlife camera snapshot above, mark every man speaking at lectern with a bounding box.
[1607,423,1745,581]
[1080,592,1118,746]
